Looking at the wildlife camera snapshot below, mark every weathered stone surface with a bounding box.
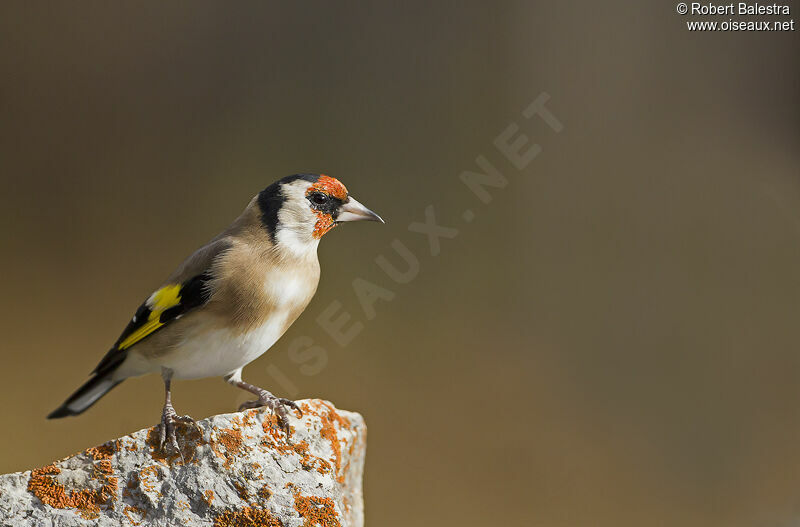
[0,399,366,526]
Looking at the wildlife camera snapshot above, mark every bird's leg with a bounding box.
[224,372,302,437]
[157,368,196,456]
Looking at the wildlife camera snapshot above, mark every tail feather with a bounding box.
[47,374,123,419]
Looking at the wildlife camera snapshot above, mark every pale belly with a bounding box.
[119,311,294,380]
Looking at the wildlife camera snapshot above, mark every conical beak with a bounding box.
[336,196,385,224]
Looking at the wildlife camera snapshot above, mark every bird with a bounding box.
[48,174,383,452]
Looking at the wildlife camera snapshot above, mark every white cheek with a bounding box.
[275,184,321,258]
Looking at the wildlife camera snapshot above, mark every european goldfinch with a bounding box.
[48,174,383,452]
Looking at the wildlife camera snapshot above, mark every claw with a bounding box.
[279,398,303,418]
[158,420,167,449]
[239,391,300,439]
[175,414,197,424]
[156,406,197,463]
[225,375,302,441]
[154,368,200,463]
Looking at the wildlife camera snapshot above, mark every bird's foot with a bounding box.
[239,390,302,437]
[157,404,197,460]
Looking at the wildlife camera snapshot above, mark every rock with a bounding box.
[0,399,366,526]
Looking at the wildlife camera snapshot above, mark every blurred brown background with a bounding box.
[1,2,799,526]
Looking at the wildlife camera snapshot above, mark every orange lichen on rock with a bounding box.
[218,427,243,454]
[261,413,331,475]
[232,480,249,501]
[203,489,215,506]
[27,440,120,520]
[301,401,352,483]
[237,409,259,432]
[213,506,284,527]
[9,401,364,525]
[292,490,341,527]
[86,440,118,460]
[294,440,333,474]
[28,466,100,520]
[257,485,272,502]
[123,504,145,525]
[212,427,244,469]
[137,465,161,495]
[261,412,290,440]
[339,430,359,491]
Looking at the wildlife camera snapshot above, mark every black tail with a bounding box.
[47,373,124,419]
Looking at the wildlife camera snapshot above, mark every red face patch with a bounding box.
[306,175,349,239]
[307,175,348,201]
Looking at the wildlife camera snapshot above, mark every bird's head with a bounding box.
[256,174,384,255]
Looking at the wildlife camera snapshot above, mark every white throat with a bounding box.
[274,179,323,260]
[275,227,320,259]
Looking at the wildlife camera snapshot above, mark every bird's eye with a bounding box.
[310,193,328,206]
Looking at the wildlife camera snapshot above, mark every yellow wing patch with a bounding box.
[117,284,182,350]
